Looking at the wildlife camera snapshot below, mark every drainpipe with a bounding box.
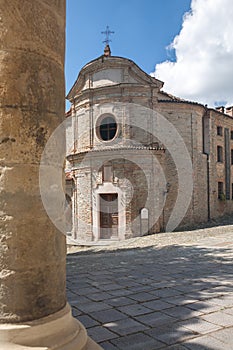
[202,108,211,221]
[206,154,211,221]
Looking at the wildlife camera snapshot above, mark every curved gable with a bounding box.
[67,55,164,101]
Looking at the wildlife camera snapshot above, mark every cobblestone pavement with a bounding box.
[67,226,233,349]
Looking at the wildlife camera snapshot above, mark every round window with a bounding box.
[98,115,117,141]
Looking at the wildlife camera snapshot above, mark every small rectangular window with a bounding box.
[231,131,233,140]
[231,150,233,165]
[217,126,223,136]
[102,164,112,182]
[218,182,224,199]
[217,145,223,162]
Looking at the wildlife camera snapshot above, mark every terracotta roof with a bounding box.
[158,98,202,106]
[65,108,72,118]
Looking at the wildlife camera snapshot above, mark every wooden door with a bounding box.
[100,193,118,239]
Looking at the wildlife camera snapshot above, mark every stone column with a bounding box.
[0,1,101,349]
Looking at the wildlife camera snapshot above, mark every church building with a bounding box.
[65,44,233,242]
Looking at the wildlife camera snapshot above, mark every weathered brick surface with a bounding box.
[66,55,233,241]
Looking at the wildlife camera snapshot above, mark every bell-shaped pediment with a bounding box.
[67,55,164,101]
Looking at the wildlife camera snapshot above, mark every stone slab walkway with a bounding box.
[66,226,233,349]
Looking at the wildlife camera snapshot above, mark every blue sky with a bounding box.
[65,0,233,108]
[65,0,191,108]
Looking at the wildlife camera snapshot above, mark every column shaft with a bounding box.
[0,0,66,323]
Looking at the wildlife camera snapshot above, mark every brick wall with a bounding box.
[66,56,233,241]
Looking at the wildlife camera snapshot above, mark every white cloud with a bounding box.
[152,0,233,107]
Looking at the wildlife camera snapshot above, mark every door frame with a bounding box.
[93,183,125,241]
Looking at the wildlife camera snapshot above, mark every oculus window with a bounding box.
[98,115,117,141]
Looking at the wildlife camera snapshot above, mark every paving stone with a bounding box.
[118,281,141,288]
[172,285,195,293]
[77,301,112,313]
[91,309,127,323]
[210,327,233,344]
[108,289,132,297]
[111,332,165,350]
[137,311,177,327]
[127,292,159,302]
[208,296,233,307]
[66,290,78,296]
[118,304,153,317]
[145,324,196,345]
[70,282,91,289]
[197,290,223,298]
[187,302,222,314]
[106,296,135,307]
[166,345,189,350]
[78,286,100,295]
[184,335,232,350]
[104,317,148,336]
[179,317,222,334]
[89,270,112,276]
[200,311,233,327]
[89,280,111,288]
[69,296,91,306]
[137,277,154,284]
[87,326,118,343]
[78,315,100,328]
[164,296,199,306]
[223,307,233,315]
[142,299,174,311]
[71,307,82,317]
[97,283,123,291]
[127,285,154,293]
[87,292,113,301]
[149,287,183,298]
[163,306,203,320]
[151,281,175,289]
[99,341,118,350]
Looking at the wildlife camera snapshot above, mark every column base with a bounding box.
[0,303,102,350]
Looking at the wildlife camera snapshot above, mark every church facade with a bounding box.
[65,46,233,242]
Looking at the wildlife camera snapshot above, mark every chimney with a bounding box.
[225,106,233,117]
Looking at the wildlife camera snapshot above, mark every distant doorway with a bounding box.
[100,193,118,239]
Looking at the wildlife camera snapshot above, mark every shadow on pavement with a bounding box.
[66,242,233,350]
